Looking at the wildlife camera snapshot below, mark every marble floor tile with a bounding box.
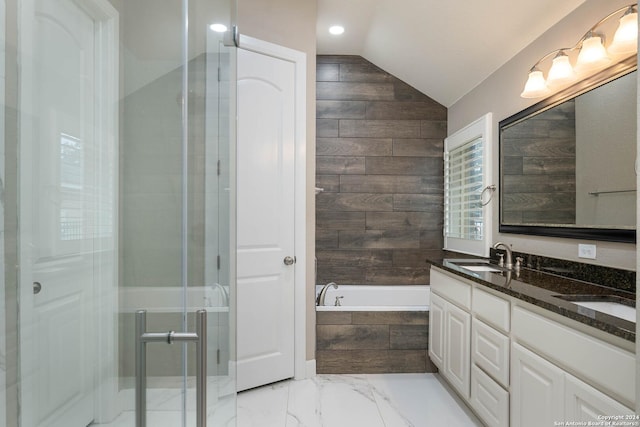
[240,373,481,427]
[96,373,481,427]
[236,380,290,427]
[367,374,482,427]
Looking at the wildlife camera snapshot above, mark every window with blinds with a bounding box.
[443,113,493,257]
[445,137,484,240]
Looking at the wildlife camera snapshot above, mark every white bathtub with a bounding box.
[315,285,430,311]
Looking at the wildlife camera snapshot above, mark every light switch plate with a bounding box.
[578,244,596,259]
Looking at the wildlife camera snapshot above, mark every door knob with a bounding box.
[283,256,295,266]
[33,281,42,294]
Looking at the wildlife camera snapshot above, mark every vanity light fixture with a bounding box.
[521,4,637,98]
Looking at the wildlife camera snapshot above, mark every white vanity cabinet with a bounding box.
[443,299,471,398]
[428,277,471,399]
[430,268,508,423]
[470,287,510,427]
[511,305,635,426]
[511,343,564,427]
[564,373,634,422]
[429,266,635,427]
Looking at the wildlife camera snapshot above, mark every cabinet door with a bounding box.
[511,343,564,427]
[471,364,509,427]
[429,292,446,370]
[565,374,633,421]
[444,301,471,399]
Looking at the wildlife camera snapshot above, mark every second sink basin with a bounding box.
[554,295,636,323]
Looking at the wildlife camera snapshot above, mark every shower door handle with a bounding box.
[135,310,207,427]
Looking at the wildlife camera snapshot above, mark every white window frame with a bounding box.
[444,113,494,257]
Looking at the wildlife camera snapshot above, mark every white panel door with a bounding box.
[236,47,295,391]
[19,0,116,426]
[511,343,564,427]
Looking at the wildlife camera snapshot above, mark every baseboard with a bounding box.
[305,359,316,378]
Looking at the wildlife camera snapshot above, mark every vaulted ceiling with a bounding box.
[317,0,587,107]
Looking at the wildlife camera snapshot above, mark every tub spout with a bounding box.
[316,282,338,306]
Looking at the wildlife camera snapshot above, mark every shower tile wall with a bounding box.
[316,55,446,286]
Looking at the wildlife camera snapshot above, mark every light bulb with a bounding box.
[329,26,345,35]
[576,34,611,72]
[546,52,576,87]
[520,69,549,98]
[608,10,638,55]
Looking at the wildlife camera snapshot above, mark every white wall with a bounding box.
[449,0,636,270]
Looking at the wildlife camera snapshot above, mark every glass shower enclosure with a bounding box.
[1,0,236,425]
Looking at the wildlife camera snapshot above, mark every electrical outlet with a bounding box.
[578,244,596,259]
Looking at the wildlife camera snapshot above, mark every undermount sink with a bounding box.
[554,295,636,323]
[461,265,503,272]
[446,259,503,273]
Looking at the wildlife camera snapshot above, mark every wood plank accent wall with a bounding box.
[316,55,447,286]
[501,100,576,224]
[316,311,437,374]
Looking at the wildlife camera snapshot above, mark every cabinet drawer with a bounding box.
[431,268,471,310]
[473,287,510,332]
[471,364,509,427]
[512,306,635,407]
[472,318,509,387]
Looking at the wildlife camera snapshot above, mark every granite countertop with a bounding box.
[426,251,636,343]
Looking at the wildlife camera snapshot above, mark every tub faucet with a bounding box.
[493,242,513,269]
[316,282,338,306]
[211,283,229,307]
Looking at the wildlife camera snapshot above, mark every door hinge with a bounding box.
[217,255,221,270]
[217,160,221,176]
[217,67,221,82]
[216,349,220,364]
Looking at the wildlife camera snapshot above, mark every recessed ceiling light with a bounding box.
[329,25,345,35]
[210,23,228,33]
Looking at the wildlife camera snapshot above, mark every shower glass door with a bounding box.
[2,0,236,426]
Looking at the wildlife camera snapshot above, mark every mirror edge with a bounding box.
[498,55,637,244]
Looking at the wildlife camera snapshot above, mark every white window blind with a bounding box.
[443,113,493,257]
[445,137,484,240]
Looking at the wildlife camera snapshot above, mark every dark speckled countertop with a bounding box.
[426,251,636,343]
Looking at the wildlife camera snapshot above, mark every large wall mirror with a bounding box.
[499,58,637,243]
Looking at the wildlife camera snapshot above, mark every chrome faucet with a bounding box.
[493,242,513,269]
[316,282,338,306]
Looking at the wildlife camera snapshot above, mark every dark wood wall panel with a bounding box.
[316,137,392,156]
[316,55,446,286]
[316,156,366,175]
[317,101,366,119]
[317,82,395,101]
[316,310,436,374]
[339,119,422,138]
